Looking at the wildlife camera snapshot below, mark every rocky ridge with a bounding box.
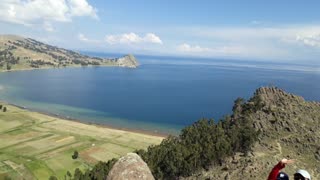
[184,87,320,179]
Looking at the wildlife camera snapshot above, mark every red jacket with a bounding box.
[268,162,285,180]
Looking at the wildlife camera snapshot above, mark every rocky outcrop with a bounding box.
[116,54,139,68]
[107,153,154,180]
[184,87,320,180]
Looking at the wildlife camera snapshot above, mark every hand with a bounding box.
[280,158,295,165]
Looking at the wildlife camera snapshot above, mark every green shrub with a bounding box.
[72,151,79,159]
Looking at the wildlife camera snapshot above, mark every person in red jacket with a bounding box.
[268,159,311,180]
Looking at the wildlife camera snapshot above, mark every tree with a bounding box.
[3,107,7,112]
[6,63,11,70]
[0,105,2,110]
[232,97,245,117]
[72,150,79,159]
[66,171,72,179]
[48,176,58,180]
[73,168,83,180]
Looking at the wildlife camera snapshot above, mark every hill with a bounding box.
[184,87,320,179]
[0,35,139,71]
[73,87,319,180]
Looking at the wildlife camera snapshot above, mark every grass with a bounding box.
[0,35,125,72]
[0,104,164,179]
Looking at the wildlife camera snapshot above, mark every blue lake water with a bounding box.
[0,55,319,134]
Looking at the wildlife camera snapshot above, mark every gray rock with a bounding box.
[107,153,154,180]
[116,54,139,68]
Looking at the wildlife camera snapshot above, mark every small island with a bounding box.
[0,35,139,72]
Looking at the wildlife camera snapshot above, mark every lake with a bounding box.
[0,55,319,134]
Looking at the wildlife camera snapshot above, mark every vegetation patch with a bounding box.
[0,104,163,179]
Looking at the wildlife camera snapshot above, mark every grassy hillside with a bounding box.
[0,35,138,71]
[0,104,163,180]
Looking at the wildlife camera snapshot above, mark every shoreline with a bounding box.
[4,101,169,138]
[0,63,137,73]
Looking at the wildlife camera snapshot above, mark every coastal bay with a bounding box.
[0,58,319,134]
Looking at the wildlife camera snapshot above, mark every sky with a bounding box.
[1,0,320,63]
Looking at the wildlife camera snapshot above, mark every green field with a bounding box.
[0,104,163,180]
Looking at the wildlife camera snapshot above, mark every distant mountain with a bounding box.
[0,35,139,71]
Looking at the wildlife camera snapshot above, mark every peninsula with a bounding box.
[0,35,139,72]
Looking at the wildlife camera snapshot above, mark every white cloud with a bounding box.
[0,0,98,28]
[105,33,163,45]
[177,43,246,55]
[77,33,101,43]
[296,34,320,47]
[186,25,320,42]
[144,33,163,44]
[169,25,320,60]
[43,22,54,32]
[177,43,210,53]
[68,0,98,19]
[78,33,89,41]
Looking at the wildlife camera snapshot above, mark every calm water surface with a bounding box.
[0,55,319,134]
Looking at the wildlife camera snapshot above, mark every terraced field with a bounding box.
[0,104,163,179]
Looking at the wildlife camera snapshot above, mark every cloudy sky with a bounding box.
[1,0,320,62]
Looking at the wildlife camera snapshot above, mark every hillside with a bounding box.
[184,87,320,179]
[0,104,162,180]
[67,87,319,180]
[0,35,139,71]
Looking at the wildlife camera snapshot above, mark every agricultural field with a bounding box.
[0,104,163,180]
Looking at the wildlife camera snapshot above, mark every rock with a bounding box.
[107,153,154,180]
[224,173,230,180]
[116,54,139,68]
[315,149,320,161]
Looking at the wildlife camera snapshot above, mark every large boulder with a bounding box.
[107,153,154,180]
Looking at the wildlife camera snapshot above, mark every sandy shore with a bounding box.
[0,64,119,73]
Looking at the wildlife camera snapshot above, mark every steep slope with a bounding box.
[0,34,139,71]
[185,87,320,179]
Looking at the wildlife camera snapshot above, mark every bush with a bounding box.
[71,158,117,180]
[3,107,7,112]
[6,63,11,70]
[48,176,58,180]
[72,150,79,159]
[136,110,259,179]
